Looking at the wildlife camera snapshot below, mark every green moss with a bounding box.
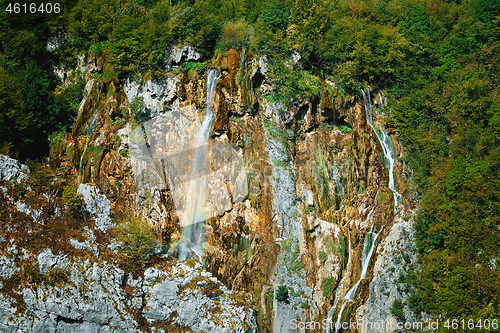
[66,145,75,163]
[305,206,316,214]
[62,185,84,212]
[114,135,121,149]
[120,149,129,158]
[375,190,391,205]
[229,116,245,127]
[266,288,274,309]
[88,145,103,161]
[110,116,126,127]
[322,277,334,299]
[319,251,327,263]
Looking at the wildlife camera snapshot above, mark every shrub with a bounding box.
[276,285,289,303]
[62,185,84,212]
[320,123,333,131]
[408,293,425,313]
[402,253,411,264]
[218,21,250,50]
[390,299,404,319]
[340,125,352,133]
[113,217,159,271]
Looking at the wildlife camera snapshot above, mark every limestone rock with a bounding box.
[304,189,314,207]
[77,184,113,231]
[124,77,178,120]
[170,45,201,65]
[0,155,29,183]
[355,213,430,332]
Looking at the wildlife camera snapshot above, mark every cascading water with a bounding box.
[325,231,351,333]
[331,226,384,333]
[361,88,402,215]
[178,69,220,261]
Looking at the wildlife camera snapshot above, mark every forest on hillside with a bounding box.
[1,0,500,328]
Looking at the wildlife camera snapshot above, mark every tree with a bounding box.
[287,0,328,63]
[276,285,289,303]
[0,67,31,152]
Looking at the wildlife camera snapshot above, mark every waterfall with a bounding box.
[325,231,351,333]
[332,226,384,333]
[178,69,219,261]
[361,88,402,215]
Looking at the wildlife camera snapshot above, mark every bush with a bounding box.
[217,21,250,50]
[62,186,84,212]
[390,299,404,319]
[340,125,352,133]
[276,285,289,303]
[113,217,159,271]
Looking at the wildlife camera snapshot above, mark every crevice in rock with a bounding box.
[252,71,265,91]
[56,315,84,324]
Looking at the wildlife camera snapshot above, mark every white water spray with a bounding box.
[361,88,402,214]
[332,226,384,333]
[325,231,351,333]
[178,69,220,260]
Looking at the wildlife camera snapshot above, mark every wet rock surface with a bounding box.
[0,156,259,333]
[355,214,430,332]
[37,48,420,333]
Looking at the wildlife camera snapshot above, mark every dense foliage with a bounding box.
[0,0,81,160]
[1,0,499,326]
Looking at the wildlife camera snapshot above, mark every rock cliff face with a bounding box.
[1,48,423,332]
[0,155,259,333]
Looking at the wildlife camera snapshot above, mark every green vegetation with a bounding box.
[266,288,274,309]
[322,277,334,299]
[280,238,305,278]
[318,250,327,263]
[304,206,315,214]
[275,285,288,303]
[1,0,499,324]
[112,217,159,271]
[229,116,245,127]
[390,299,404,319]
[62,185,84,213]
[339,125,351,133]
[0,4,83,161]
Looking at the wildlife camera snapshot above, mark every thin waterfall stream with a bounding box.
[325,231,351,333]
[325,226,383,333]
[361,88,402,215]
[178,69,220,261]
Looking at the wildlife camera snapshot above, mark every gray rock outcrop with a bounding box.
[355,213,430,332]
[0,155,28,183]
[0,157,259,333]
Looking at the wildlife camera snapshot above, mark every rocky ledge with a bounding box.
[0,155,258,333]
